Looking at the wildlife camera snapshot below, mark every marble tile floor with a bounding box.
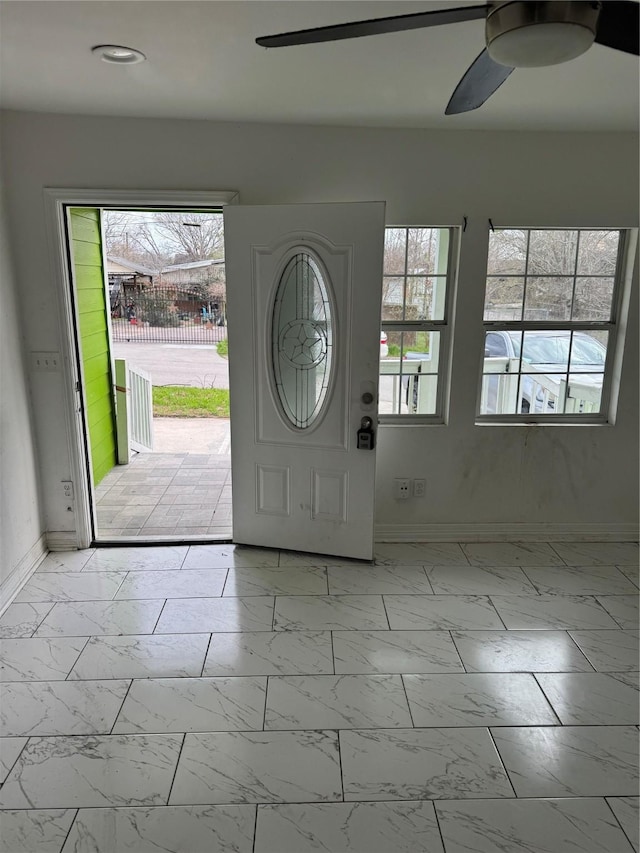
[0,540,638,852]
[95,452,232,541]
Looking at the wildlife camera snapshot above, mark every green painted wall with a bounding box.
[69,208,116,486]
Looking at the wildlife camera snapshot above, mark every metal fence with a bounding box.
[111,286,227,344]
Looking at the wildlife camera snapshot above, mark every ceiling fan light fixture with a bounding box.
[486,1,599,68]
[488,21,596,66]
[91,44,146,65]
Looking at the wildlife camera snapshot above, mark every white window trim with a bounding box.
[476,227,637,425]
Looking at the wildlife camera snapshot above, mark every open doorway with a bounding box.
[67,205,232,543]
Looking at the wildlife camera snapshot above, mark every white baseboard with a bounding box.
[46,531,81,551]
[374,522,639,543]
[0,534,48,615]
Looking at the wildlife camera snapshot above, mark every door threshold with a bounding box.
[93,536,233,547]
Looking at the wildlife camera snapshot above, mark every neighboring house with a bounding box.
[160,259,226,320]
[106,256,157,316]
[160,258,225,286]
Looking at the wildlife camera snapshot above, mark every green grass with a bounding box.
[216,339,228,357]
[153,386,230,418]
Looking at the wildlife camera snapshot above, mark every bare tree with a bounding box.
[154,213,224,262]
[486,229,619,321]
[103,211,224,268]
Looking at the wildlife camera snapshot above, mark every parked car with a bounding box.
[484,330,606,413]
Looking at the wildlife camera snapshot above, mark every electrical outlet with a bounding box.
[413,478,426,498]
[394,478,411,500]
[62,481,74,500]
[32,352,61,372]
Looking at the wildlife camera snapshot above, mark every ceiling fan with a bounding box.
[256,1,639,114]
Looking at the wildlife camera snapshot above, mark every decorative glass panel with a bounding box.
[272,253,333,429]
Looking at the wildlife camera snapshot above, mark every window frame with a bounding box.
[476,226,632,425]
[379,225,459,425]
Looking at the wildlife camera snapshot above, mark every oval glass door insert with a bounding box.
[272,252,333,429]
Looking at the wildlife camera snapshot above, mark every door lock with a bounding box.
[361,391,374,405]
[357,416,375,450]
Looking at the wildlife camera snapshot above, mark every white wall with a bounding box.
[0,173,44,590]
[1,110,637,538]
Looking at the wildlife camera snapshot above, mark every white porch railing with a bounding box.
[115,358,154,463]
[380,350,439,414]
[482,357,601,414]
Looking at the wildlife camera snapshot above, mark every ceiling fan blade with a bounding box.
[594,0,639,55]
[256,4,488,48]
[445,48,514,115]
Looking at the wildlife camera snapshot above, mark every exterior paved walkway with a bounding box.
[95,419,231,540]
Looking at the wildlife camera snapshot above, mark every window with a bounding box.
[479,228,625,419]
[379,227,455,420]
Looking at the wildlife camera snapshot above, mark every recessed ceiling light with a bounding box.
[92,44,146,65]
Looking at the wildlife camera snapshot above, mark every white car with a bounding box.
[484,330,606,414]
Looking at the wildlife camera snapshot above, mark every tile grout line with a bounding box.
[399,674,416,728]
[487,726,519,799]
[602,795,638,852]
[151,599,169,634]
[199,633,214,678]
[262,676,270,732]
[60,807,80,850]
[380,595,392,631]
[251,802,259,853]
[164,732,187,806]
[336,729,345,803]
[64,636,92,681]
[108,679,134,734]
[420,564,436,595]
[531,673,565,727]
[447,631,470,674]
[486,595,510,631]
[329,630,336,676]
[220,567,231,597]
[1,737,31,786]
[431,801,449,853]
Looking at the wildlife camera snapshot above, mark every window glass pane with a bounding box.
[382,277,404,320]
[480,372,519,415]
[484,277,524,320]
[487,229,528,276]
[384,229,406,275]
[572,277,614,321]
[523,276,573,321]
[379,330,439,414]
[519,330,570,372]
[524,374,566,414]
[528,230,578,275]
[569,330,608,371]
[272,253,333,430]
[484,331,508,358]
[379,330,404,415]
[577,230,620,275]
[567,374,603,413]
[403,277,446,321]
[406,228,449,276]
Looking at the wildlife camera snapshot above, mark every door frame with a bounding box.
[44,188,239,548]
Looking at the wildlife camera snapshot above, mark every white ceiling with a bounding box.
[0,0,638,131]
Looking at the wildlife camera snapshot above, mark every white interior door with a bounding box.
[224,202,385,560]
